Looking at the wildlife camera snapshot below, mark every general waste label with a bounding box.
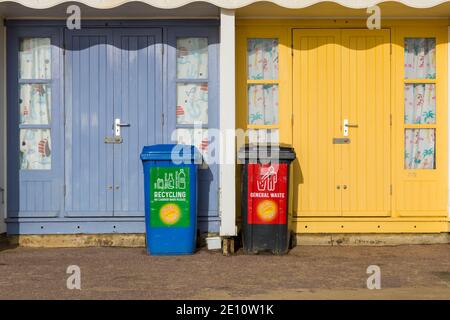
[247,163,287,224]
[150,167,190,227]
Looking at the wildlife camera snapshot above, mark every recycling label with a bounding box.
[150,167,190,227]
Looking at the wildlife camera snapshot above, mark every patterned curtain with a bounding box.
[404,129,435,169]
[19,38,51,79]
[247,39,279,80]
[20,84,51,125]
[404,38,436,79]
[248,84,279,125]
[20,129,52,170]
[404,84,436,124]
[177,38,208,79]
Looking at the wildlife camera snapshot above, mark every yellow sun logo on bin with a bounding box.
[160,203,181,225]
[256,200,278,222]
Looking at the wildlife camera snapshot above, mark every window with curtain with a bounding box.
[18,38,52,170]
[247,38,279,144]
[175,37,209,161]
[404,38,436,170]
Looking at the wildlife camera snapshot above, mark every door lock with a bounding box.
[343,185,348,190]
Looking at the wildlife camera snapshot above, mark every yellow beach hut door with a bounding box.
[293,29,391,217]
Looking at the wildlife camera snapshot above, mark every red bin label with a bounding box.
[247,163,288,224]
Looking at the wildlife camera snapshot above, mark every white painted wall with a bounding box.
[219,9,237,237]
[0,17,6,234]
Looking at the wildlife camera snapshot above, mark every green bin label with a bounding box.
[150,167,190,227]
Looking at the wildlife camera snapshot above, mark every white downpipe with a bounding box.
[219,9,237,237]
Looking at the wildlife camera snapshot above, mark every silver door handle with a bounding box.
[0,187,4,204]
[114,118,130,137]
[343,119,358,137]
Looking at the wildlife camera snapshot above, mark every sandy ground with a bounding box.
[0,244,449,300]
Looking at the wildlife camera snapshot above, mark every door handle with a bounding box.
[113,118,130,137]
[343,119,358,137]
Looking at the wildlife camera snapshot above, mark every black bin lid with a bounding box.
[238,143,296,161]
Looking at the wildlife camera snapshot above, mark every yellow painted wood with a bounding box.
[293,29,391,218]
[236,20,449,233]
[236,19,450,28]
[294,220,448,233]
[341,29,391,217]
[393,26,448,217]
[292,29,342,217]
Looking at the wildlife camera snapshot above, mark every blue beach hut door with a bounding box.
[64,28,163,218]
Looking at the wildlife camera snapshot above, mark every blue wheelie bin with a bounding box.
[140,144,201,255]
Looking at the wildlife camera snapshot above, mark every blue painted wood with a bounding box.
[7,27,63,218]
[6,217,220,235]
[5,20,220,28]
[112,29,163,217]
[167,27,220,221]
[64,29,115,217]
[7,22,220,234]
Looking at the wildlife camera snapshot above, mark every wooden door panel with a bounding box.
[341,29,391,216]
[112,29,163,217]
[64,29,114,217]
[293,29,342,217]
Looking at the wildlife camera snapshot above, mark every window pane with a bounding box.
[177,38,208,79]
[404,38,436,79]
[248,84,279,125]
[404,84,436,124]
[404,129,435,169]
[176,83,208,125]
[248,38,278,80]
[248,129,279,144]
[19,38,51,79]
[175,128,209,161]
[20,129,51,170]
[19,84,51,125]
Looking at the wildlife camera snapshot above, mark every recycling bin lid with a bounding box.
[237,143,296,161]
[140,144,202,162]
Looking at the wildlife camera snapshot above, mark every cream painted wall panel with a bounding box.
[219,9,236,237]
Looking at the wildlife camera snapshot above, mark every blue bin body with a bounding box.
[140,144,200,255]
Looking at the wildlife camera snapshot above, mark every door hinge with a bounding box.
[0,187,5,204]
[291,43,294,56]
[292,114,294,126]
[390,184,393,195]
[161,113,165,126]
[390,43,392,55]
[390,114,392,126]
[161,45,164,55]
[64,185,66,197]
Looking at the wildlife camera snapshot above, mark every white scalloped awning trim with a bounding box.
[1,0,450,10]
